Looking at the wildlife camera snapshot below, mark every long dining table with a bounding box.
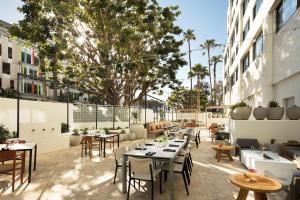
[0,143,37,183]
[122,139,187,200]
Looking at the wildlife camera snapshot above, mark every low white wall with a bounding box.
[207,118,229,127]
[20,123,69,154]
[72,122,130,130]
[228,119,300,144]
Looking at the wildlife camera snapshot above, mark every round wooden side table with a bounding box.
[229,173,282,200]
[211,145,235,162]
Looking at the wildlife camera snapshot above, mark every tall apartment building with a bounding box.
[224,0,300,110]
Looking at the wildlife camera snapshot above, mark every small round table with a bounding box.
[211,145,234,162]
[229,173,282,200]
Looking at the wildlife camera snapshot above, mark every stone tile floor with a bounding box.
[0,131,285,200]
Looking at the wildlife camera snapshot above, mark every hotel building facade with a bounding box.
[223,0,300,110]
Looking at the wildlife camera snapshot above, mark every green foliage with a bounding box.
[167,85,210,111]
[103,128,109,135]
[231,102,248,111]
[72,129,80,136]
[268,101,279,108]
[0,88,17,99]
[11,0,187,105]
[156,135,168,143]
[0,124,11,142]
[82,128,89,135]
[131,111,139,123]
[116,126,121,130]
[120,129,126,134]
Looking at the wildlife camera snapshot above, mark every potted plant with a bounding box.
[82,128,89,135]
[119,129,127,141]
[286,105,300,120]
[230,101,252,120]
[253,106,268,120]
[0,124,11,144]
[103,128,109,135]
[70,129,82,146]
[267,101,284,120]
[129,111,146,139]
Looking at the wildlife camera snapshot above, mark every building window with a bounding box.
[243,19,250,40]
[276,0,298,32]
[253,31,263,60]
[242,52,250,72]
[231,75,235,86]
[10,80,14,90]
[8,47,12,59]
[253,0,263,19]
[235,68,239,81]
[21,52,26,62]
[0,78,2,88]
[34,57,40,66]
[26,53,31,64]
[235,18,239,36]
[2,62,10,75]
[243,0,250,15]
[0,44,2,56]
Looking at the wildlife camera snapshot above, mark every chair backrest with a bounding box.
[128,157,153,176]
[0,150,16,161]
[114,146,126,161]
[82,136,93,144]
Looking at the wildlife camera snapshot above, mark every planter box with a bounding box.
[70,135,82,146]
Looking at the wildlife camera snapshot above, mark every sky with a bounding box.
[0,0,228,100]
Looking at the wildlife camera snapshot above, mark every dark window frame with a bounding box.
[243,19,250,41]
[10,80,14,90]
[8,47,12,59]
[243,0,250,15]
[253,31,263,60]
[276,0,299,32]
[242,52,250,73]
[2,62,11,75]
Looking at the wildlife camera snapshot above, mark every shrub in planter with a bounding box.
[230,102,252,120]
[119,129,126,141]
[61,123,69,133]
[286,105,300,120]
[82,128,89,135]
[70,129,82,146]
[0,124,11,144]
[253,106,268,120]
[103,128,110,135]
[267,101,284,120]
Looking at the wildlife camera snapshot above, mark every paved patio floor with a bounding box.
[0,132,285,200]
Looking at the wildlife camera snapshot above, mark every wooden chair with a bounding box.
[81,136,101,158]
[0,150,25,192]
[3,139,26,173]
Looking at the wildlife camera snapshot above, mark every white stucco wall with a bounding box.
[228,119,300,144]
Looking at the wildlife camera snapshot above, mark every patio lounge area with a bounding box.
[0,131,284,200]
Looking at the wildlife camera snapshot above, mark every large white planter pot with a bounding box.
[230,107,252,120]
[70,135,82,146]
[119,134,126,141]
[129,133,136,141]
[129,123,147,139]
[267,107,284,120]
[286,105,300,120]
[253,106,268,120]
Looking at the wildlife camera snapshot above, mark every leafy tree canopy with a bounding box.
[10,0,187,105]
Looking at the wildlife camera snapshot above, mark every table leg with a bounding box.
[117,135,120,147]
[226,151,233,161]
[217,150,221,162]
[113,136,115,151]
[104,139,106,158]
[236,188,249,200]
[254,192,268,200]
[122,154,127,193]
[168,158,175,200]
[34,145,37,171]
[28,149,32,183]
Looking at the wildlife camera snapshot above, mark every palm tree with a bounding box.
[188,64,209,111]
[184,29,196,90]
[211,55,223,105]
[200,39,221,104]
